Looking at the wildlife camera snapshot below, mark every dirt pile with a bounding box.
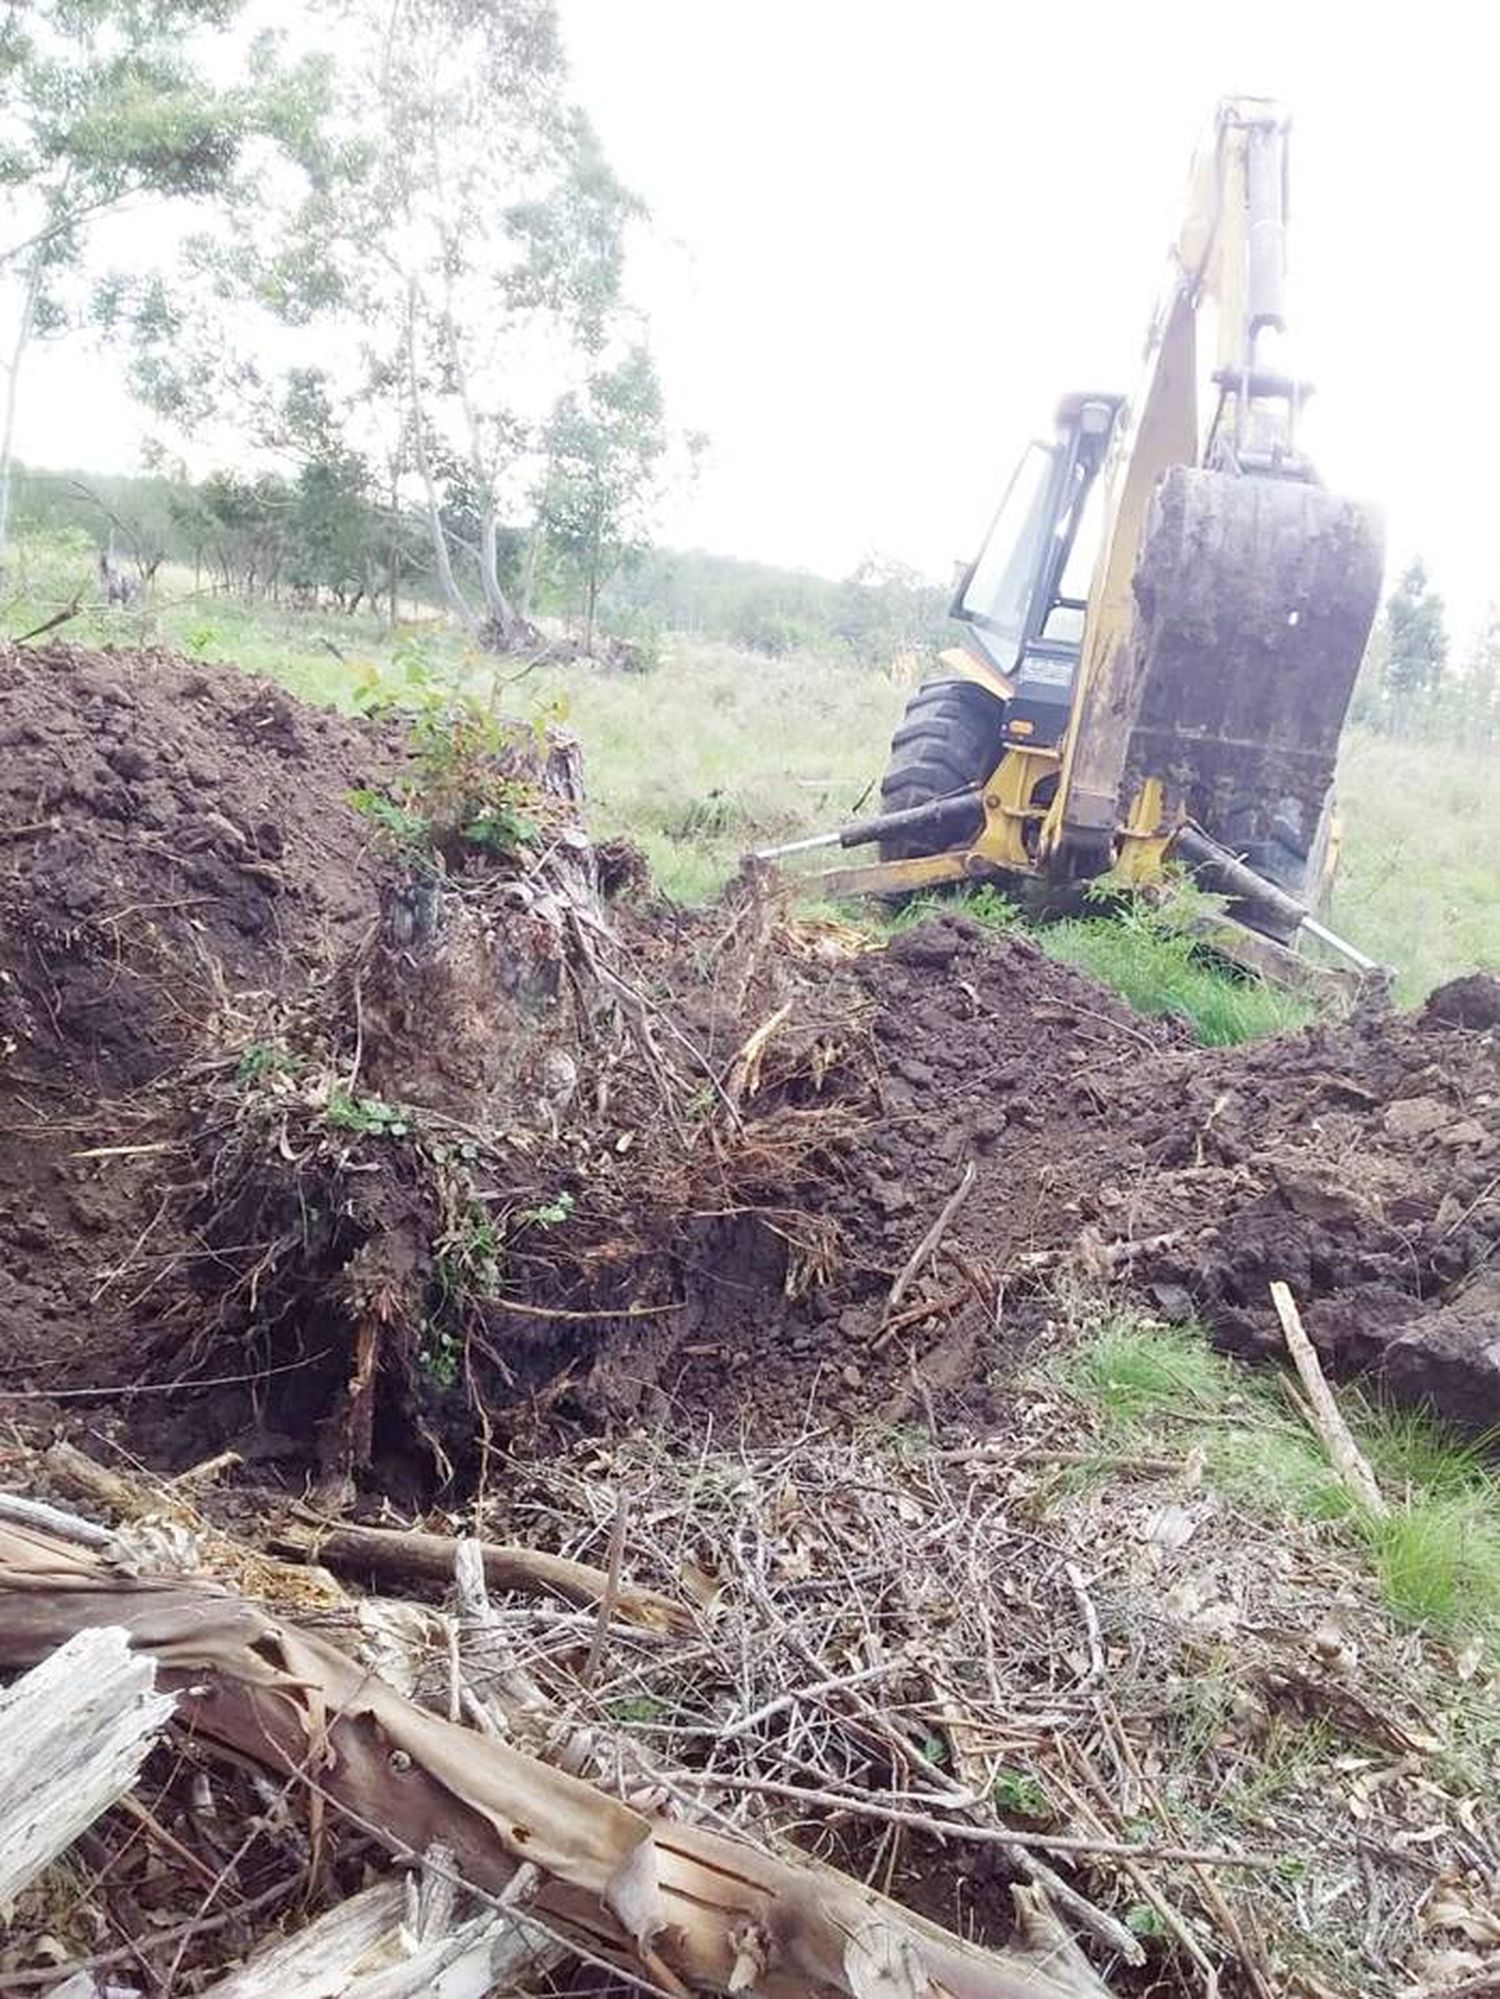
[1,644,1497,1481]
[0,641,402,1401]
[655,917,1500,1438]
[0,643,860,1483]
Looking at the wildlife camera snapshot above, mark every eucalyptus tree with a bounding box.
[130,0,645,649]
[0,0,312,563]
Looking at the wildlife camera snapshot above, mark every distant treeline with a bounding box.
[16,463,481,620]
[11,464,954,667]
[1351,560,1500,749]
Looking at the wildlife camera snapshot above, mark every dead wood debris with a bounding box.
[1270,1279,1389,1518]
[0,1627,174,1907]
[272,1512,693,1635]
[0,1511,1112,1999]
[4,1385,1497,1999]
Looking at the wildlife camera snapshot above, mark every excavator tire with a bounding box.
[877,679,1004,861]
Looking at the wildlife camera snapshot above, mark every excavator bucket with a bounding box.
[1118,465,1384,907]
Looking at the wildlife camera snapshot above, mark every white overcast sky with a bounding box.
[15,0,1495,632]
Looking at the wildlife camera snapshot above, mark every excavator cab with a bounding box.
[951,394,1121,753]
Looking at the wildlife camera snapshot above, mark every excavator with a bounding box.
[759,98,1386,979]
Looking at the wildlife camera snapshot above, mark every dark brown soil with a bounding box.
[2,643,1497,1483]
[648,920,1500,1440]
[0,641,399,1403]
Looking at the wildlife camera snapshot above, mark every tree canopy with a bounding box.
[121,0,658,649]
[0,0,320,559]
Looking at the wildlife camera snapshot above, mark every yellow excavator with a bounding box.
[760,98,1386,976]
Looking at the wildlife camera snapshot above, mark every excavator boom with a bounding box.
[1044,99,1384,910]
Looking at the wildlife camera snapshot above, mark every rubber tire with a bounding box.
[878,679,1007,862]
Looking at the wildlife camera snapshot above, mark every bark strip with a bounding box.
[0,1520,1113,1999]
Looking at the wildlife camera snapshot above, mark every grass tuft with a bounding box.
[1037,910,1314,1045]
[1066,1314,1232,1423]
[1363,1495,1500,1637]
[1061,1312,1500,1640]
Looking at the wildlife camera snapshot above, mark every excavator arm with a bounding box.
[1043,99,1384,904]
[760,98,1385,962]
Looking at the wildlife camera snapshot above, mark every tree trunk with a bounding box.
[584,508,602,655]
[475,501,533,652]
[405,284,479,632]
[479,501,517,630]
[0,251,45,569]
[520,518,544,619]
[427,204,527,652]
[387,465,401,628]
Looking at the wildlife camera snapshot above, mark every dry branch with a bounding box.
[887,1160,978,1310]
[0,1519,1116,1999]
[1269,1280,1387,1517]
[274,1514,691,1635]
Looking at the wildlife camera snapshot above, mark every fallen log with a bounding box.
[274,1514,692,1635]
[0,1519,1114,1999]
[0,1625,174,1906]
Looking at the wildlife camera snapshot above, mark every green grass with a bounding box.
[883,884,1311,1046]
[1036,909,1314,1045]
[1067,1315,1231,1424]
[1061,1312,1500,1640]
[1329,729,1500,1003]
[1365,1497,1500,1633]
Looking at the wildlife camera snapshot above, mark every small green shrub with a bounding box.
[515,1190,575,1229]
[325,1090,411,1138]
[235,1041,299,1085]
[418,1322,462,1389]
[991,1768,1051,1818]
[351,648,545,866]
[348,789,433,856]
[433,1199,504,1307]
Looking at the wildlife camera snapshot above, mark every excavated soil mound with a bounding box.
[654,922,1500,1438]
[1,643,1497,1480]
[0,641,400,1395]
